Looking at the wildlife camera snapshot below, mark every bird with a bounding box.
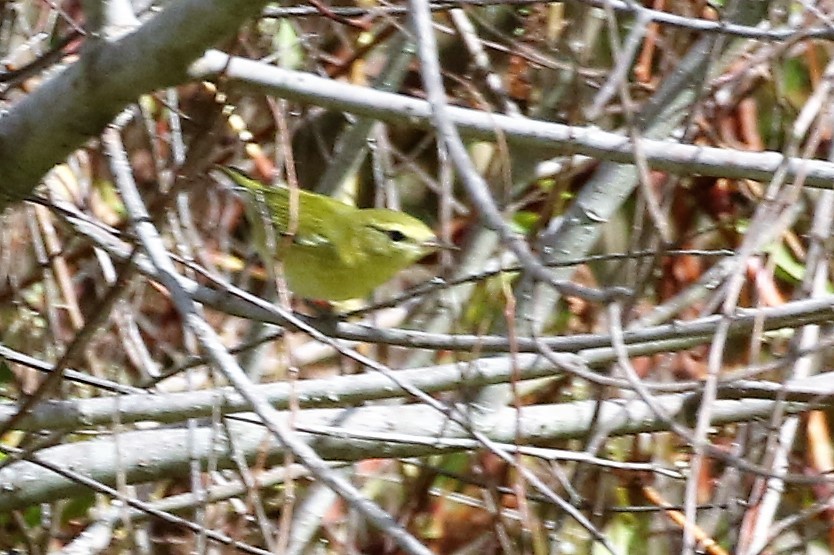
[217,166,449,301]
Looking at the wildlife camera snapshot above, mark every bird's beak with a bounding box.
[424,237,458,251]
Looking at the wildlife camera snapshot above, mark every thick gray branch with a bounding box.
[0,0,266,207]
[0,393,809,512]
[191,51,834,188]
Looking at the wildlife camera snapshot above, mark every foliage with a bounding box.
[1,1,834,554]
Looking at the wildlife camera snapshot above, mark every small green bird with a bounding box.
[217,166,447,301]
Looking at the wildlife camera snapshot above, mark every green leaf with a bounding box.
[275,20,304,70]
[0,358,13,385]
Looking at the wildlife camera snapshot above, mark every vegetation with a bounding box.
[1,0,834,553]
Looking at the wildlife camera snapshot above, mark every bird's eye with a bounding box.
[385,229,407,242]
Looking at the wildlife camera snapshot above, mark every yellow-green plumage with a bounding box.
[217,166,443,301]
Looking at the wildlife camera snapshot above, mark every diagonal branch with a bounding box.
[0,0,267,207]
[191,50,834,189]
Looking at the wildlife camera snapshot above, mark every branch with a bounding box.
[190,50,834,188]
[0,0,266,207]
[0,392,812,512]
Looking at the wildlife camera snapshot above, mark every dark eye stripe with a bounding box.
[368,225,408,242]
[386,229,406,242]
